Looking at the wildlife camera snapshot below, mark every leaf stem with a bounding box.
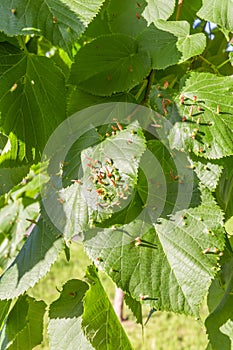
[126,70,155,121]
[135,79,148,101]
[17,35,28,52]
[176,0,183,21]
[169,76,178,89]
[141,69,155,106]
[199,55,220,74]
[217,59,230,69]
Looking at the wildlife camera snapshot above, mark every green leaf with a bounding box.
[0,164,49,269]
[225,216,233,236]
[59,122,147,241]
[0,33,19,49]
[0,133,29,167]
[84,1,112,38]
[0,198,39,270]
[0,165,29,195]
[37,37,72,77]
[82,265,133,350]
[137,26,181,70]
[9,163,49,200]
[178,73,233,115]
[0,300,11,327]
[0,217,64,299]
[147,140,201,218]
[154,20,206,62]
[142,0,175,24]
[84,189,225,316]
[177,32,206,62]
[60,0,105,26]
[80,122,146,221]
[216,157,233,221]
[0,132,8,159]
[107,0,148,37]
[0,295,46,350]
[0,43,66,159]
[62,127,101,186]
[154,191,225,316]
[0,0,85,55]
[67,87,136,116]
[169,72,233,159]
[0,133,8,155]
[69,34,151,96]
[198,0,233,33]
[124,293,143,325]
[205,255,233,350]
[149,83,179,116]
[59,182,90,241]
[188,156,223,192]
[99,166,148,227]
[48,279,93,350]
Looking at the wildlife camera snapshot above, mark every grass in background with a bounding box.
[31,243,208,350]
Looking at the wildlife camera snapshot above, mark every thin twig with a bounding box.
[199,55,220,74]
[176,0,183,21]
[141,69,155,106]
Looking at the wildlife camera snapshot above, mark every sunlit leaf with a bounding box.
[142,0,175,24]
[84,189,225,316]
[169,73,233,159]
[0,218,64,299]
[58,122,146,241]
[154,20,206,62]
[48,279,93,350]
[0,0,84,55]
[82,266,133,349]
[198,0,233,33]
